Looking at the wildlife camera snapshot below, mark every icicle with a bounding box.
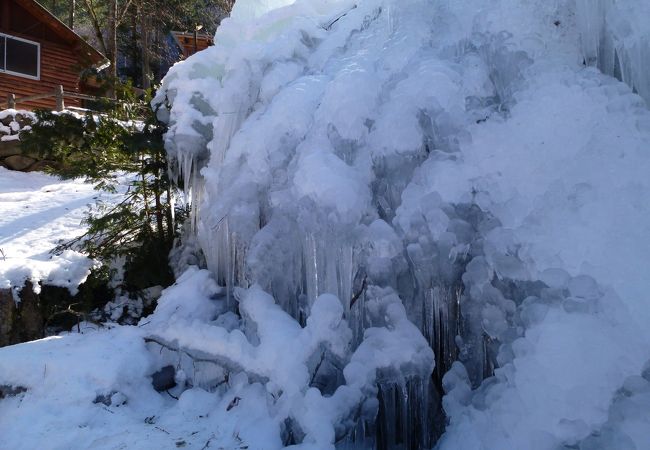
[375,376,434,450]
[303,232,320,308]
[575,0,650,103]
[338,244,354,312]
[181,152,192,200]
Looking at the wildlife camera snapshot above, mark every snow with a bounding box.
[0,109,35,142]
[0,134,20,142]
[143,272,432,448]
[2,0,650,448]
[231,0,296,20]
[0,168,105,297]
[0,268,431,449]
[0,109,35,122]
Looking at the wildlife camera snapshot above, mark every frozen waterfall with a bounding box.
[152,0,650,448]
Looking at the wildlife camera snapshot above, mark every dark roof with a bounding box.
[15,0,108,67]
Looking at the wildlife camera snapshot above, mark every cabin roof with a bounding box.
[11,0,108,68]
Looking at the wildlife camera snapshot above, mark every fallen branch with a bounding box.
[143,336,269,384]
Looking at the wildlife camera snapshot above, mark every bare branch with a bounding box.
[143,336,269,384]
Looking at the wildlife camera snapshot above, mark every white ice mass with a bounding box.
[2,0,650,448]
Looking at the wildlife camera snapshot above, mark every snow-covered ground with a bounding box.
[2,0,650,449]
[0,167,101,297]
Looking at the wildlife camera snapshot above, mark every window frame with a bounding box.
[0,32,41,81]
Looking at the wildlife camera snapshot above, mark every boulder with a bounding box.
[3,155,36,171]
[0,140,21,158]
[13,113,33,128]
[26,160,58,173]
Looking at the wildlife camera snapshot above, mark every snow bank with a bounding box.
[0,168,109,297]
[0,327,158,450]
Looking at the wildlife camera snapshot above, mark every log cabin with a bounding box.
[170,31,214,59]
[0,0,107,110]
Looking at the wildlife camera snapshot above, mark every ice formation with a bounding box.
[149,0,650,447]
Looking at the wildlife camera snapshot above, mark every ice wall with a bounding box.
[576,0,650,104]
[154,0,650,448]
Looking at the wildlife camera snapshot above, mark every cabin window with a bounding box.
[0,33,40,80]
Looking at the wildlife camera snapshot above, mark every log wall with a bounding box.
[0,0,89,110]
[0,31,82,110]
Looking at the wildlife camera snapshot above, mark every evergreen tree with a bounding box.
[20,97,185,291]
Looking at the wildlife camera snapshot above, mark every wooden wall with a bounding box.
[0,0,82,110]
[172,32,214,59]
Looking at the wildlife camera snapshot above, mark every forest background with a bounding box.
[40,0,234,93]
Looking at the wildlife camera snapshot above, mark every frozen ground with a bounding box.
[2,0,650,449]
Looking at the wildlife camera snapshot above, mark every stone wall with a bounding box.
[0,283,45,347]
[0,109,55,172]
[0,281,100,347]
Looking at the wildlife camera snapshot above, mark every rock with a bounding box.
[151,365,177,392]
[26,160,58,173]
[0,283,43,347]
[15,282,43,343]
[13,113,32,128]
[0,140,21,158]
[3,155,36,171]
[93,391,128,407]
[93,393,112,406]
[0,289,14,348]
[0,385,27,399]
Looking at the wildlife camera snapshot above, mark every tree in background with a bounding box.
[121,0,232,90]
[40,0,234,94]
[39,0,77,27]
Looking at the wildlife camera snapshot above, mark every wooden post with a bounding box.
[55,85,65,111]
[7,94,16,109]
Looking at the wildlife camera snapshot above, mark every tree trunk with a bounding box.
[107,0,118,98]
[68,0,75,29]
[140,8,151,91]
